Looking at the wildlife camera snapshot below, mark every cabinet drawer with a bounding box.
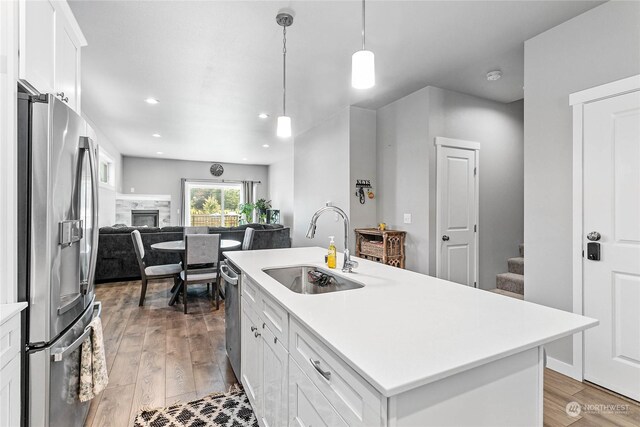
[290,319,384,427]
[258,291,289,347]
[289,356,348,427]
[0,313,21,371]
[242,274,261,309]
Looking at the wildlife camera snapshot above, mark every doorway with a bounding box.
[435,137,480,287]
[571,75,640,401]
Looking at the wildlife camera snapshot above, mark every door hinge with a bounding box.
[474,224,477,232]
[582,249,584,258]
[474,167,477,176]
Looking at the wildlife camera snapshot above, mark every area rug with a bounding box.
[133,387,258,427]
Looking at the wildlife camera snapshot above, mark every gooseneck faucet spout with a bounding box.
[306,204,358,273]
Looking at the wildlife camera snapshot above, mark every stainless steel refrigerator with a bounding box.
[17,90,101,427]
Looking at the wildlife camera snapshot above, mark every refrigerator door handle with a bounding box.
[51,301,101,362]
[79,137,99,295]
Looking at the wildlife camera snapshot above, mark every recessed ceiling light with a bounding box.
[152,133,161,138]
[262,144,270,148]
[258,113,269,119]
[157,151,164,155]
[145,97,159,104]
[242,157,248,161]
[486,70,503,81]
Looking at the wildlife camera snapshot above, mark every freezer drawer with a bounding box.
[28,300,101,427]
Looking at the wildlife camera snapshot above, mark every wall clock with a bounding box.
[210,163,224,177]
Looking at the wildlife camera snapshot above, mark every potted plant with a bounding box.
[238,202,255,225]
[255,199,272,223]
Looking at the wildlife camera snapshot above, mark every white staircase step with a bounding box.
[496,272,524,295]
[507,257,524,275]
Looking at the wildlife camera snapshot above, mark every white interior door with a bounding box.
[583,90,640,401]
[436,142,478,287]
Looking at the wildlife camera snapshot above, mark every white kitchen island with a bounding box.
[224,247,597,427]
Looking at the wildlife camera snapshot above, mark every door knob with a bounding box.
[442,235,450,241]
[587,231,601,241]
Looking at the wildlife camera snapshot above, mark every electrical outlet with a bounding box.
[404,213,412,224]
[130,187,135,193]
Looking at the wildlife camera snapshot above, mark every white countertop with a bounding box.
[225,247,598,397]
[0,302,27,326]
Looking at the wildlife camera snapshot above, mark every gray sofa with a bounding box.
[95,223,290,283]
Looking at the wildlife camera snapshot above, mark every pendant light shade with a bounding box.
[352,50,375,89]
[276,116,292,138]
[352,0,375,89]
[276,12,293,138]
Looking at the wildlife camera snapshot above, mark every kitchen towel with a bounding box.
[78,317,109,402]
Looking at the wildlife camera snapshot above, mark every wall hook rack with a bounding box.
[355,180,374,204]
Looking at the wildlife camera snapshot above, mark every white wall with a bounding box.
[376,86,524,288]
[524,1,640,365]
[122,157,269,225]
[293,106,377,252]
[84,115,123,227]
[268,147,294,228]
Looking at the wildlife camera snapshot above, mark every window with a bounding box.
[98,149,114,189]
[183,181,241,227]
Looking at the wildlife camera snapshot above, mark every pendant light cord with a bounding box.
[282,26,287,116]
[361,0,366,51]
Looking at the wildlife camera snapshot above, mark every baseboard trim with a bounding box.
[546,356,582,381]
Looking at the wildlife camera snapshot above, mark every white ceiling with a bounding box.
[69,0,602,165]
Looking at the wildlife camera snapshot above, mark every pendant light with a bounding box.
[276,13,293,138]
[352,0,375,89]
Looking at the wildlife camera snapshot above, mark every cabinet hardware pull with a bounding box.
[262,322,266,329]
[251,326,257,332]
[310,358,331,380]
[254,331,261,338]
[274,337,278,344]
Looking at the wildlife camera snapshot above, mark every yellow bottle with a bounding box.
[327,236,337,269]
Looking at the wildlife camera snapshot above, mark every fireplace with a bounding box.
[131,210,159,227]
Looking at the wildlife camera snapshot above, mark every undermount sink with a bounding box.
[262,265,364,294]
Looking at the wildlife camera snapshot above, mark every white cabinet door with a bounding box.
[261,327,288,427]
[19,0,55,93]
[289,357,348,427]
[54,15,80,111]
[241,305,262,412]
[0,356,21,427]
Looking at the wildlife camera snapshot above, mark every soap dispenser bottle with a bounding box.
[327,236,337,269]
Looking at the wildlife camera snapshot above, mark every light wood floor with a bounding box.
[86,279,639,427]
[85,279,238,427]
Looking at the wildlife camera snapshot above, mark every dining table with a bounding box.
[151,239,242,306]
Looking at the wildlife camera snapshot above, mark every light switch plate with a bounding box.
[404,213,412,224]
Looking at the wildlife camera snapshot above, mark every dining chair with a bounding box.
[242,227,255,250]
[183,226,209,236]
[131,230,182,306]
[182,233,221,314]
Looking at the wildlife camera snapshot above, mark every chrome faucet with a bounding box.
[306,204,359,273]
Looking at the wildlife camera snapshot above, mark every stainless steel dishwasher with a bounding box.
[220,259,241,379]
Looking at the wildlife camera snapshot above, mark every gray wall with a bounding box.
[293,108,351,251]
[122,157,269,225]
[376,88,431,273]
[268,148,294,228]
[524,1,640,364]
[428,87,524,290]
[376,86,524,289]
[293,106,377,252]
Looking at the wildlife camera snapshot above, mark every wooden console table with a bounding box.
[355,228,406,269]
